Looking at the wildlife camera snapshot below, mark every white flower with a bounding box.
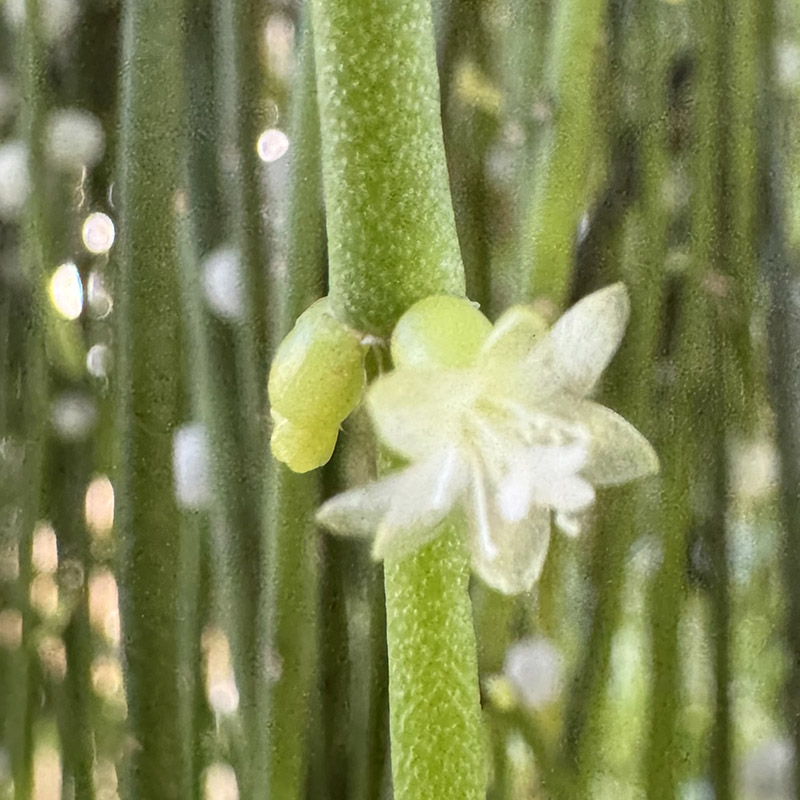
[317,284,659,595]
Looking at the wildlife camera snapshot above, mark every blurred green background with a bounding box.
[1,0,800,798]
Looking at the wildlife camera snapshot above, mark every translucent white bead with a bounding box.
[49,262,83,320]
[256,128,289,163]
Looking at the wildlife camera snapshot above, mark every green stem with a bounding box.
[176,512,204,800]
[311,0,464,336]
[309,1,485,797]
[114,0,188,794]
[212,2,271,755]
[523,0,607,306]
[565,0,667,788]
[6,1,51,795]
[47,438,96,800]
[384,526,486,800]
[439,0,495,309]
[258,26,324,800]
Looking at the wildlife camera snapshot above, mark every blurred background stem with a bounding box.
[114,0,189,795]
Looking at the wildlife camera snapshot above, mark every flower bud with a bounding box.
[268,298,366,471]
[391,295,491,370]
[270,412,339,474]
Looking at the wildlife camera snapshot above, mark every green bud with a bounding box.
[268,297,367,430]
[270,411,339,474]
[391,295,492,370]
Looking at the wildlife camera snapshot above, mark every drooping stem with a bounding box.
[5,1,51,795]
[309,1,484,797]
[114,0,188,794]
[257,26,325,799]
[523,0,608,306]
[212,0,271,748]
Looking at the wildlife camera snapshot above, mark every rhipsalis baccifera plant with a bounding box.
[267,2,658,798]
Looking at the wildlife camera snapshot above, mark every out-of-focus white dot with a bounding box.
[256,128,289,163]
[87,270,113,319]
[51,393,97,442]
[0,141,30,222]
[204,763,239,800]
[46,108,105,171]
[503,637,563,710]
[741,738,794,800]
[49,262,84,320]
[202,247,243,322]
[85,475,115,538]
[264,13,295,81]
[777,42,800,89]
[86,344,112,379]
[3,0,78,41]
[32,522,58,575]
[680,779,714,800]
[208,678,240,715]
[82,212,116,255]
[173,423,211,511]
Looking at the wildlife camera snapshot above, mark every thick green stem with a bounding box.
[310,0,464,336]
[523,0,607,305]
[115,0,188,795]
[384,526,486,800]
[309,1,484,797]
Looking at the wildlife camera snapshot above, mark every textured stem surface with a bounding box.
[311,0,464,335]
[384,526,486,800]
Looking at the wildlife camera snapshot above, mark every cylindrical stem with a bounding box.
[310,0,465,336]
[115,0,188,795]
[309,1,485,797]
[384,526,486,800]
[523,0,607,306]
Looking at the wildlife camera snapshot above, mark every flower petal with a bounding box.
[367,368,477,460]
[316,473,399,538]
[470,506,552,596]
[546,283,630,397]
[558,399,659,485]
[374,447,468,559]
[479,304,548,370]
[466,463,552,595]
[500,284,630,403]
